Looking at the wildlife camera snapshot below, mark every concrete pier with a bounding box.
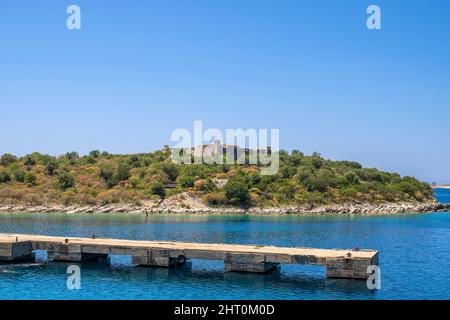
[0,233,378,279]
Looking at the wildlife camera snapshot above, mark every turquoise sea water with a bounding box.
[0,189,449,300]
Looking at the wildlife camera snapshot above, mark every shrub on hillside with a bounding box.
[339,187,358,198]
[83,156,97,165]
[65,152,79,160]
[224,178,250,205]
[202,192,227,206]
[89,150,101,158]
[277,184,296,200]
[296,166,313,183]
[13,170,25,183]
[129,176,140,188]
[58,172,75,190]
[149,181,166,199]
[45,160,58,176]
[23,154,37,166]
[128,155,142,168]
[116,163,131,181]
[0,171,11,183]
[160,163,179,181]
[194,179,217,192]
[0,153,17,166]
[24,172,37,186]
[179,176,196,188]
[99,163,114,181]
[344,171,360,185]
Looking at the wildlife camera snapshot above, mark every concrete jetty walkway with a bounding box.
[0,233,378,279]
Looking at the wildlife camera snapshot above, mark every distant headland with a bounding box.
[0,147,448,215]
[432,184,450,189]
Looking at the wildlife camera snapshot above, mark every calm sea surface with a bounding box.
[0,189,449,300]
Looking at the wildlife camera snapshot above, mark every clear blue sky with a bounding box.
[1,0,449,183]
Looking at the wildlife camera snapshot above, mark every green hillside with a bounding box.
[0,149,433,207]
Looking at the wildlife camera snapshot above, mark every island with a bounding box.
[0,147,448,215]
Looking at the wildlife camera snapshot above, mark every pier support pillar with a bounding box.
[132,249,186,268]
[47,244,107,262]
[326,252,379,279]
[0,241,33,262]
[224,253,279,273]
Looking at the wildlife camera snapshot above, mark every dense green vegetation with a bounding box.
[0,149,433,207]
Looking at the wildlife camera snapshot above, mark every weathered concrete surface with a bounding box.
[131,249,183,267]
[0,233,378,279]
[0,240,33,261]
[326,252,379,279]
[224,253,279,273]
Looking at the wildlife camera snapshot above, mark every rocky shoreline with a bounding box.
[0,200,449,215]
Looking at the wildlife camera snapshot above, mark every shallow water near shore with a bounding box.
[0,190,449,300]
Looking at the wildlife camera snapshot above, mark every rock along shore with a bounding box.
[0,201,449,215]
